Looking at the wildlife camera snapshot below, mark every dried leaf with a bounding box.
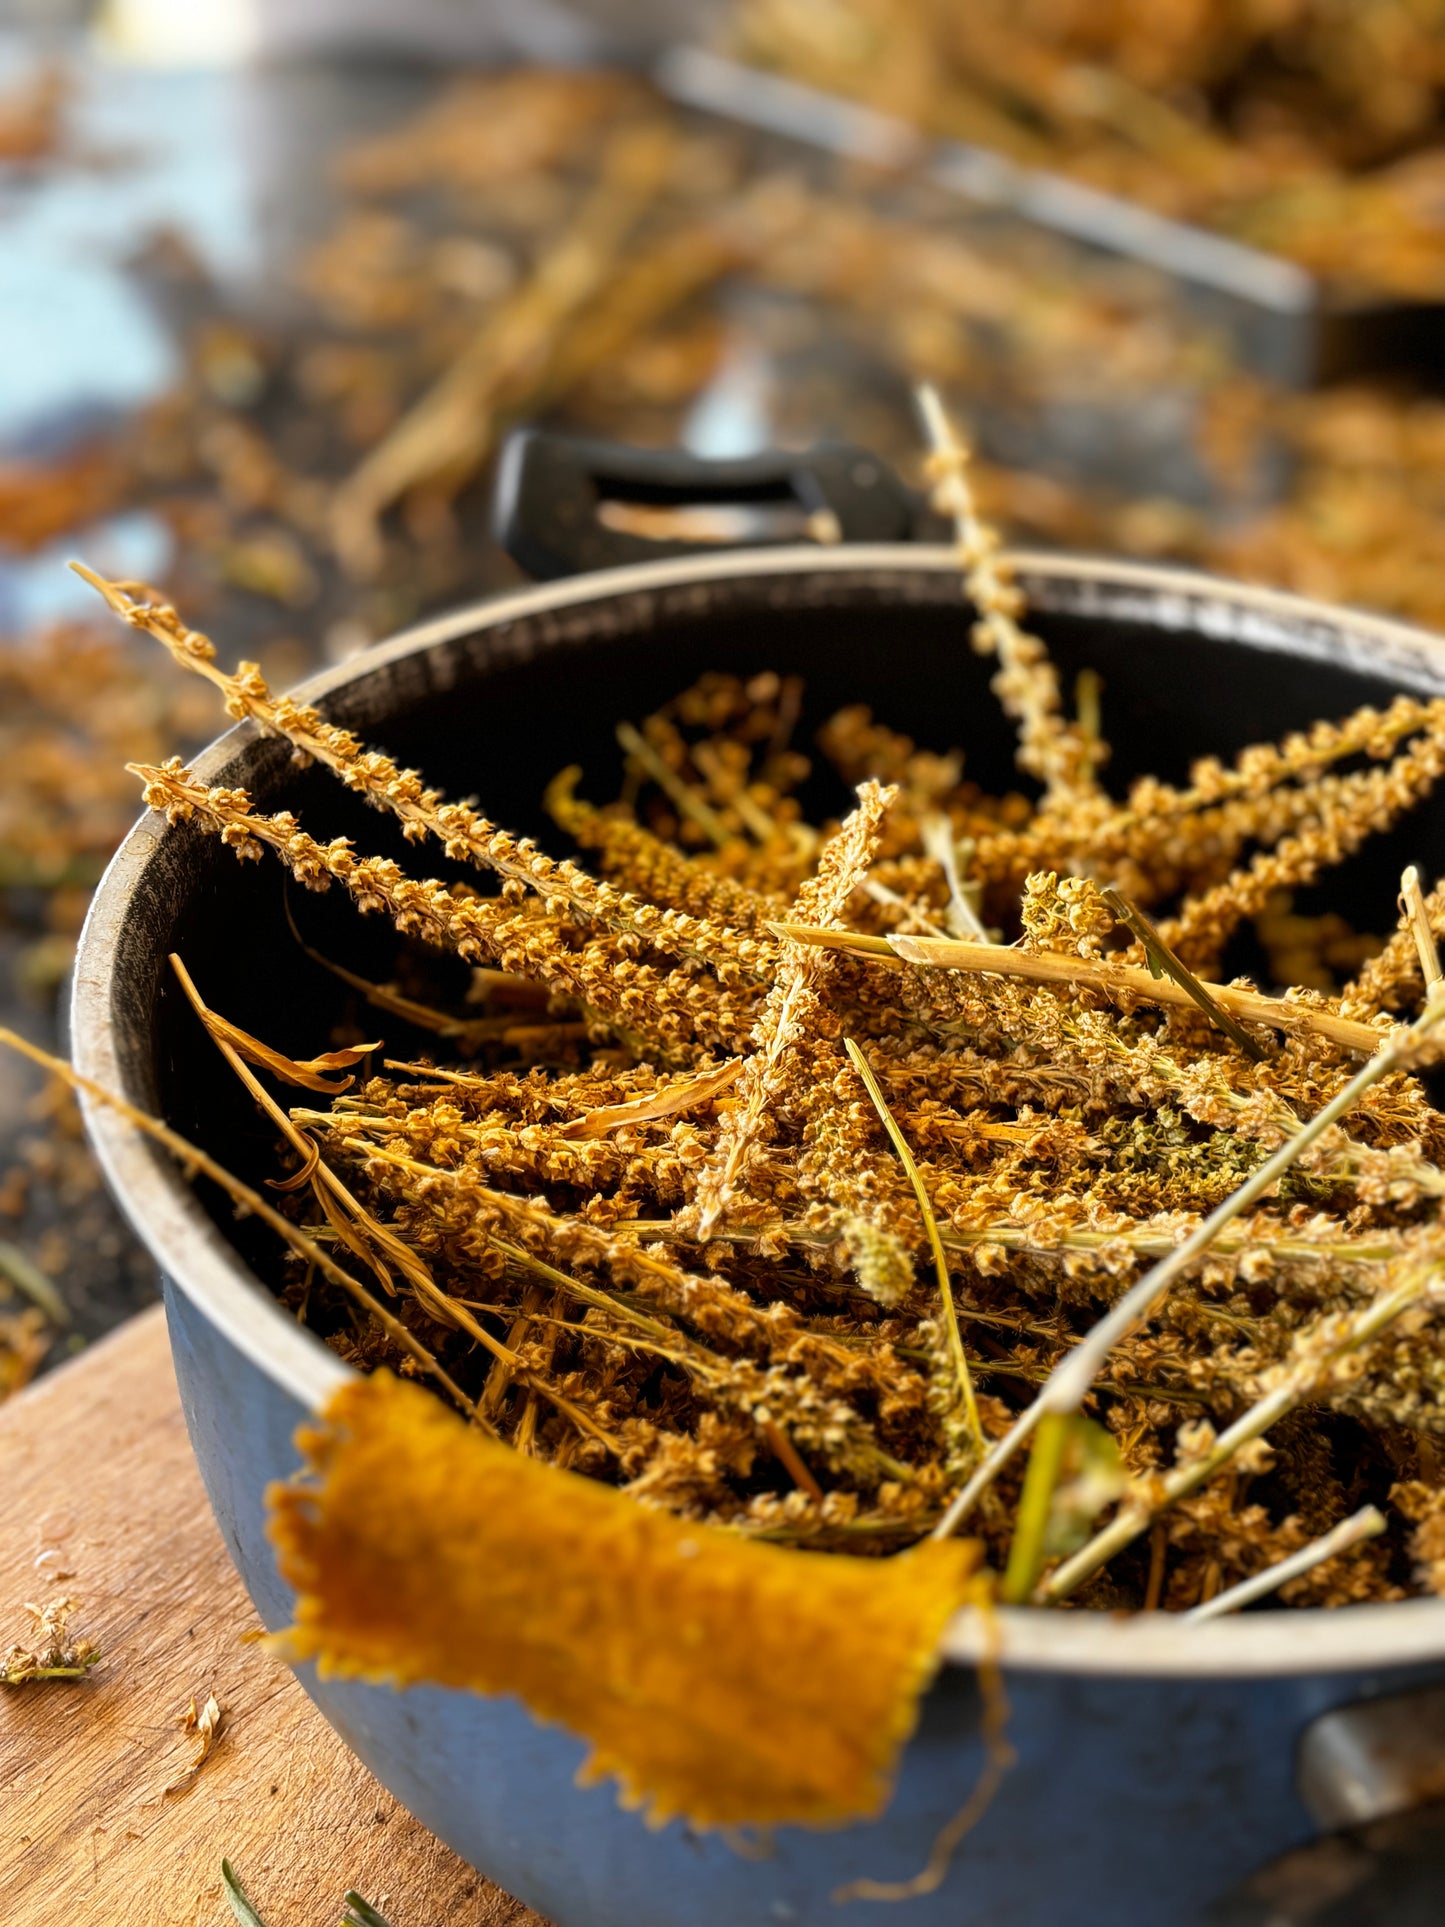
[558,1058,742,1138]
[201,1009,380,1093]
[268,1372,979,1830]
[164,1690,224,1794]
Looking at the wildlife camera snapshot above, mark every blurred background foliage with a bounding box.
[1,0,1443,1385]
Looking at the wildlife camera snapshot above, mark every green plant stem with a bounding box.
[341,1894,396,1927]
[0,1240,69,1325]
[616,719,731,848]
[1000,1411,1070,1604]
[222,1860,270,1927]
[844,1036,984,1454]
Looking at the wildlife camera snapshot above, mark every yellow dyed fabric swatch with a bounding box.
[267,1371,979,1829]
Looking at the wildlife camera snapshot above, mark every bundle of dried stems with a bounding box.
[61,398,1445,1617]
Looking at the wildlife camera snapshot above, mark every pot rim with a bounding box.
[70,541,1445,1679]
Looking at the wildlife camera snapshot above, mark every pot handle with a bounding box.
[1204,1801,1445,1924]
[1205,1685,1445,1923]
[492,427,934,580]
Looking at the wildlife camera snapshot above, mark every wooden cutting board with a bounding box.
[0,1305,548,1927]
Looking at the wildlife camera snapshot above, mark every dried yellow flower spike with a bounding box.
[268,1372,980,1828]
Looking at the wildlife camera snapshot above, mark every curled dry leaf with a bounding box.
[198,1008,381,1094]
[164,1690,225,1794]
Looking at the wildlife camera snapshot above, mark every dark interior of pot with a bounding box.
[103,558,1445,1302]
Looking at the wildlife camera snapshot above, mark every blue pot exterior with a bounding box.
[165,1279,1445,1927]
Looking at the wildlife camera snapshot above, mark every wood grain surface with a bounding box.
[0,1305,548,1927]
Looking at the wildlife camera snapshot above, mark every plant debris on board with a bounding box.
[221,1858,396,1927]
[1,1597,99,1684]
[163,1690,225,1795]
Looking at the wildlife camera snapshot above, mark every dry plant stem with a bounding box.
[1041,1269,1433,1602]
[522,1313,723,1377]
[762,1418,826,1503]
[284,894,496,1051]
[169,956,443,1309]
[931,993,1445,1543]
[617,720,731,848]
[481,1234,695,1351]
[863,874,948,939]
[615,1217,1403,1269]
[1401,865,1444,997]
[771,923,1387,1057]
[921,815,991,943]
[843,1036,983,1453]
[1075,668,1103,779]
[916,382,1088,802]
[1183,1506,1387,1623]
[692,740,779,845]
[1144,1522,1168,1613]
[999,1411,1070,1604]
[770,924,897,959]
[168,960,619,1449]
[0,1026,483,1423]
[1100,885,1264,1061]
[129,761,750,1058]
[481,1290,541,1419]
[86,576,766,980]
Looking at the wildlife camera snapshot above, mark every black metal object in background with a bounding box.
[493,427,935,578]
[1207,1805,1445,1926]
[657,46,1445,393]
